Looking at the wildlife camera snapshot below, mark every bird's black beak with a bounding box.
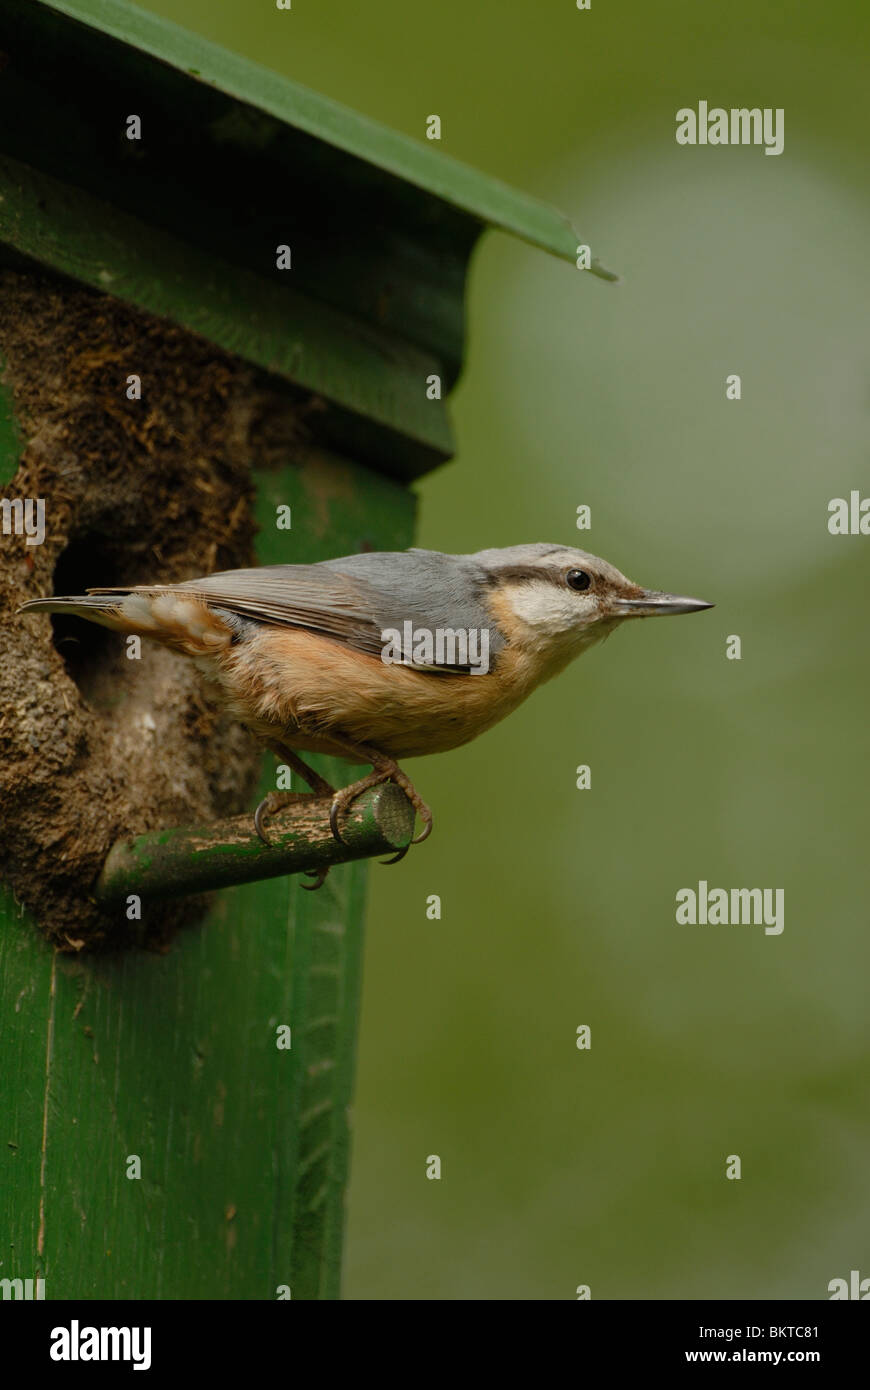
[611,589,714,617]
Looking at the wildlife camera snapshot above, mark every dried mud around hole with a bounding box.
[0,271,308,950]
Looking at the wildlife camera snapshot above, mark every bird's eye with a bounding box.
[566,569,592,592]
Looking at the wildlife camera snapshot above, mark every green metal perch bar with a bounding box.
[94,784,416,904]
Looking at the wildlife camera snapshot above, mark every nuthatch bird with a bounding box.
[19,544,712,887]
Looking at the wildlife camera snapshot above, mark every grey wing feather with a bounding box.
[90,550,505,673]
[184,565,385,653]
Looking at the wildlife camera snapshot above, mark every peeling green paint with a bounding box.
[97,784,414,903]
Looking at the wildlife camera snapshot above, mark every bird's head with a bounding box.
[477,543,713,673]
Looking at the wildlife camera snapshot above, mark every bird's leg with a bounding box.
[275,746,336,797]
[255,744,337,891]
[324,736,433,860]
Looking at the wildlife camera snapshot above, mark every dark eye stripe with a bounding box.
[488,564,592,589]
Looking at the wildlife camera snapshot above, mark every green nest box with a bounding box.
[0,0,608,1300]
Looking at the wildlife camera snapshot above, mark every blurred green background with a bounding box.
[142,0,870,1298]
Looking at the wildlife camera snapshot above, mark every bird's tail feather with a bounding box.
[17,593,130,627]
[18,589,234,652]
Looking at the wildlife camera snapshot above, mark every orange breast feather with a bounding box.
[215,624,542,760]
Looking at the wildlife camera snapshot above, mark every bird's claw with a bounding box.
[328,795,345,844]
[411,818,432,845]
[257,764,431,876]
[327,767,432,866]
[254,790,309,845]
[302,866,330,892]
[380,845,409,866]
[254,796,276,845]
[327,771,392,845]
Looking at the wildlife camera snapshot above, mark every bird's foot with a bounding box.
[328,760,433,857]
[254,793,333,889]
[254,791,311,845]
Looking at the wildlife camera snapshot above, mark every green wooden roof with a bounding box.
[0,0,614,479]
[37,0,614,274]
